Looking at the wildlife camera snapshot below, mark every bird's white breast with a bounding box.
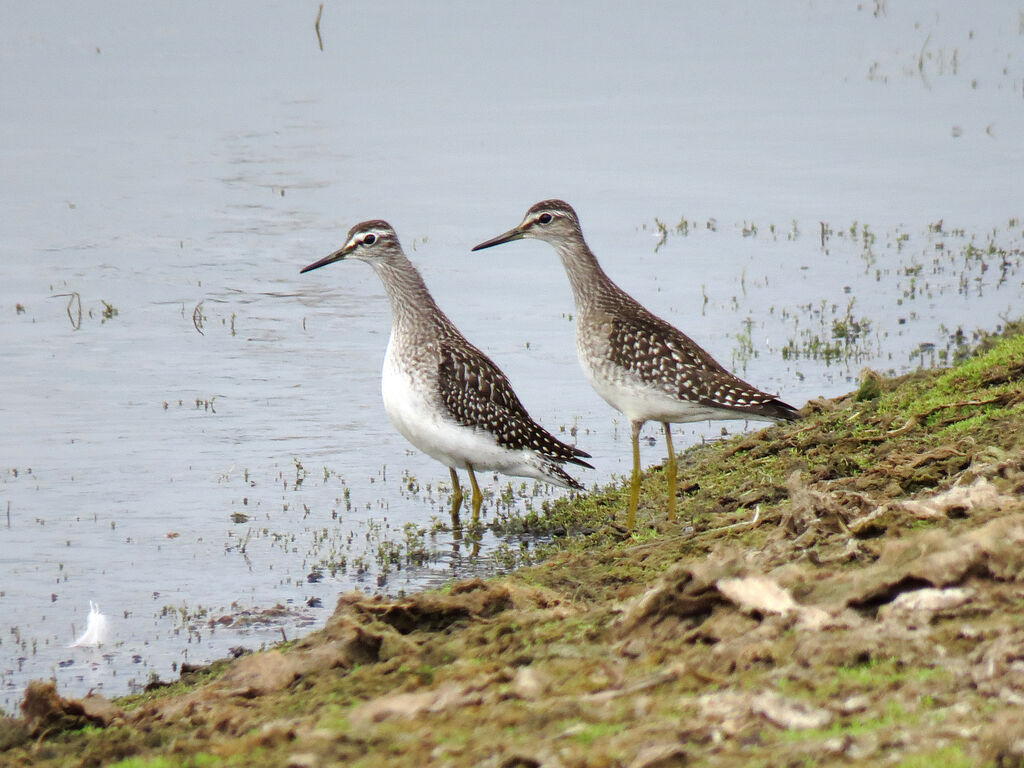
[380,334,533,474]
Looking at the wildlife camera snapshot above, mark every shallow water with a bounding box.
[1,2,1022,711]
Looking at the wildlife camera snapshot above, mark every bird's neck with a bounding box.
[554,238,614,312]
[371,253,444,334]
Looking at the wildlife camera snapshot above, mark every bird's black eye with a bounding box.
[363,234,377,246]
[538,213,553,225]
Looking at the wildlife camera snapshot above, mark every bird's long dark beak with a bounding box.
[300,245,350,274]
[471,226,525,252]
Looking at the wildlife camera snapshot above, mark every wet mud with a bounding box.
[3,327,1024,767]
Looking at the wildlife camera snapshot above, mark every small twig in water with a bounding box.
[51,292,82,330]
[314,4,324,51]
[653,218,668,252]
[917,33,932,90]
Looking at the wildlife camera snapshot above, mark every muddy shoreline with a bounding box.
[3,326,1024,767]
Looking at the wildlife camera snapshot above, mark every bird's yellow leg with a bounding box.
[663,422,677,522]
[467,464,484,528]
[449,467,464,538]
[627,421,643,531]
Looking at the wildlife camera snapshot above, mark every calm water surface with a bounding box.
[1,2,1022,711]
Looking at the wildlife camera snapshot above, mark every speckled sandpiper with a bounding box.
[301,219,592,527]
[473,200,798,530]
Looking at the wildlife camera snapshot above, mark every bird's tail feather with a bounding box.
[535,459,586,491]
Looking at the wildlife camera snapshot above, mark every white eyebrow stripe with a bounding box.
[348,227,391,248]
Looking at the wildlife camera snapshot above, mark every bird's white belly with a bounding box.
[380,347,532,474]
[579,349,743,425]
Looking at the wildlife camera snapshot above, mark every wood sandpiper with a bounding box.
[301,219,592,528]
[473,200,798,530]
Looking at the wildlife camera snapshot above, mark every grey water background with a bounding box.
[1,2,1022,711]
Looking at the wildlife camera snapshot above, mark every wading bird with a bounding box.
[301,220,592,528]
[473,201,798,530]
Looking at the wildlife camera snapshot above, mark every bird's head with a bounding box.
[472,200,582,252]
[301,220,402,273]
